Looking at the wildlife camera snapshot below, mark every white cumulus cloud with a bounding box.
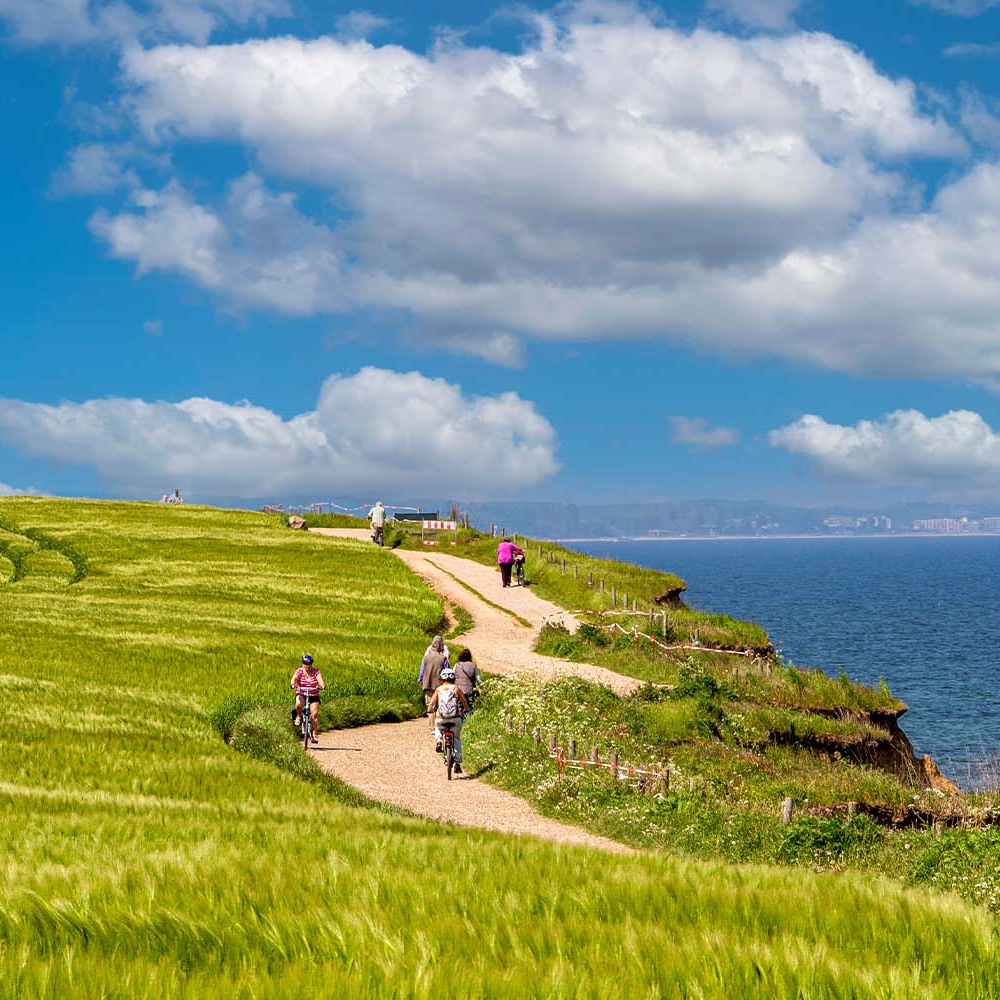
[81,8,984,375]
[769,409,1000,487]
[668,416,740,450]
[0,368,559,498]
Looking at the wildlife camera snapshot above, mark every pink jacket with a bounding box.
[497,541,524,564]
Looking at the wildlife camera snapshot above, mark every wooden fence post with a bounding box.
[568,738,577,760]
[847,801,858,816]
[610,750,619,780]
[532,727,541,747]
[659,771,669,795]
[573,564,578,579]
[548,733,557,754]
[588,572,593,586]
[505,713,513,734]
[623,592,628,609]
[600,579,605,593]
[662,611,668,638]
[780,797,794,825]
[632,599,637,612]
[590,747,599,767]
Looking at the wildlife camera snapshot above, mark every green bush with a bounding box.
[777,814,884,866]
[640,699,702,744]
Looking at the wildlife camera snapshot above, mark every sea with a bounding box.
[565,535,999,787]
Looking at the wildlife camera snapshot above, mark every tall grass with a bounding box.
[2,497,999,997]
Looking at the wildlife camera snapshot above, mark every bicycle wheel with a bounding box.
[303,713,311,750]
[444,739,453,780]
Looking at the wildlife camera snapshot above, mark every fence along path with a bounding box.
[307,528,640,851]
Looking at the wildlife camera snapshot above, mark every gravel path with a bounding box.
[312,718,631,853]
[308,528,638,852]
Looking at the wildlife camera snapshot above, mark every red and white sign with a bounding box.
[422,520,457,530]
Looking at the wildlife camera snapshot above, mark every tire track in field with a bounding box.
[0,517,89,586]
[309,528,638,853]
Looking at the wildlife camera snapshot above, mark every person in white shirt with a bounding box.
[368,501,386,543]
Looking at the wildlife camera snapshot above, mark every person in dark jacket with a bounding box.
[418,636,448,734]
[454,647,482,711]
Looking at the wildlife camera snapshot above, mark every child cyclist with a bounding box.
[290,654,325,744]
[427,667,470,773]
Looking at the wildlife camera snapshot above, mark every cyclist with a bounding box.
[290,654,325,743]
[427,667,470,773]
[368,500,386,545]
[454,648,482,712]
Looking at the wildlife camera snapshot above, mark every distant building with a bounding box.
[982,517,1000,532]
[913,518,960,533]
[823,516,857,530]
[823,514,892,532]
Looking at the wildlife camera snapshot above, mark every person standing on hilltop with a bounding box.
[496,537,524,588]
[418,636,449,746]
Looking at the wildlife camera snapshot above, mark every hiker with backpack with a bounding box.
[427,666,470,772]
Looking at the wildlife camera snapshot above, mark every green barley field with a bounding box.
[2,496,1000,998]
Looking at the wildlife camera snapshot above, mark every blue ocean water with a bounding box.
[567,536,999,784]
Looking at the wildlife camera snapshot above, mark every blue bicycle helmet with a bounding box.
[302,654,314,665]
[440,667,456,681]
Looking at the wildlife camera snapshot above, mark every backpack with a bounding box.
[437,685,460,719]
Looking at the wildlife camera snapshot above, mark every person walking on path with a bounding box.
[496,538,524,588]
[418,636,449,739]
[428,667,470,773]
[454,648,482,711]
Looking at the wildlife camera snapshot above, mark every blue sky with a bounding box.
[4,0,1000,507]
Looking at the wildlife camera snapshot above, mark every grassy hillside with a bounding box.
[3,498,1000,998]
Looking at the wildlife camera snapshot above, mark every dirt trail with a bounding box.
[307,528,639,852]
[312,718,630,852]
[309,529,640,696]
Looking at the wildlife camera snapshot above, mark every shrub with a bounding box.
[777,814,884,866]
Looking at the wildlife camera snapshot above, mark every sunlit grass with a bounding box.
[2,497,999,997]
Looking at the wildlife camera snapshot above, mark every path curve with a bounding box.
[308,528,639,853]
[312,718,631,853]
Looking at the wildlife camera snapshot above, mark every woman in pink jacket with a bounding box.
[496,539,524,588]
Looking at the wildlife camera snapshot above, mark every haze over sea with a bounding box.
[568,536,999,786]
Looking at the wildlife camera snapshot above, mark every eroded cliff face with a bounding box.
[868,710,960,794]
[783,706,960,800]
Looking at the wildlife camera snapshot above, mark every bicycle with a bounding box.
[438,720,459,780]
[513,556,525,587]
[372,524,384,546]
[294,688,318,750]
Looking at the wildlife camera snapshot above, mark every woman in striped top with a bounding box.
[290,654,326,743]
